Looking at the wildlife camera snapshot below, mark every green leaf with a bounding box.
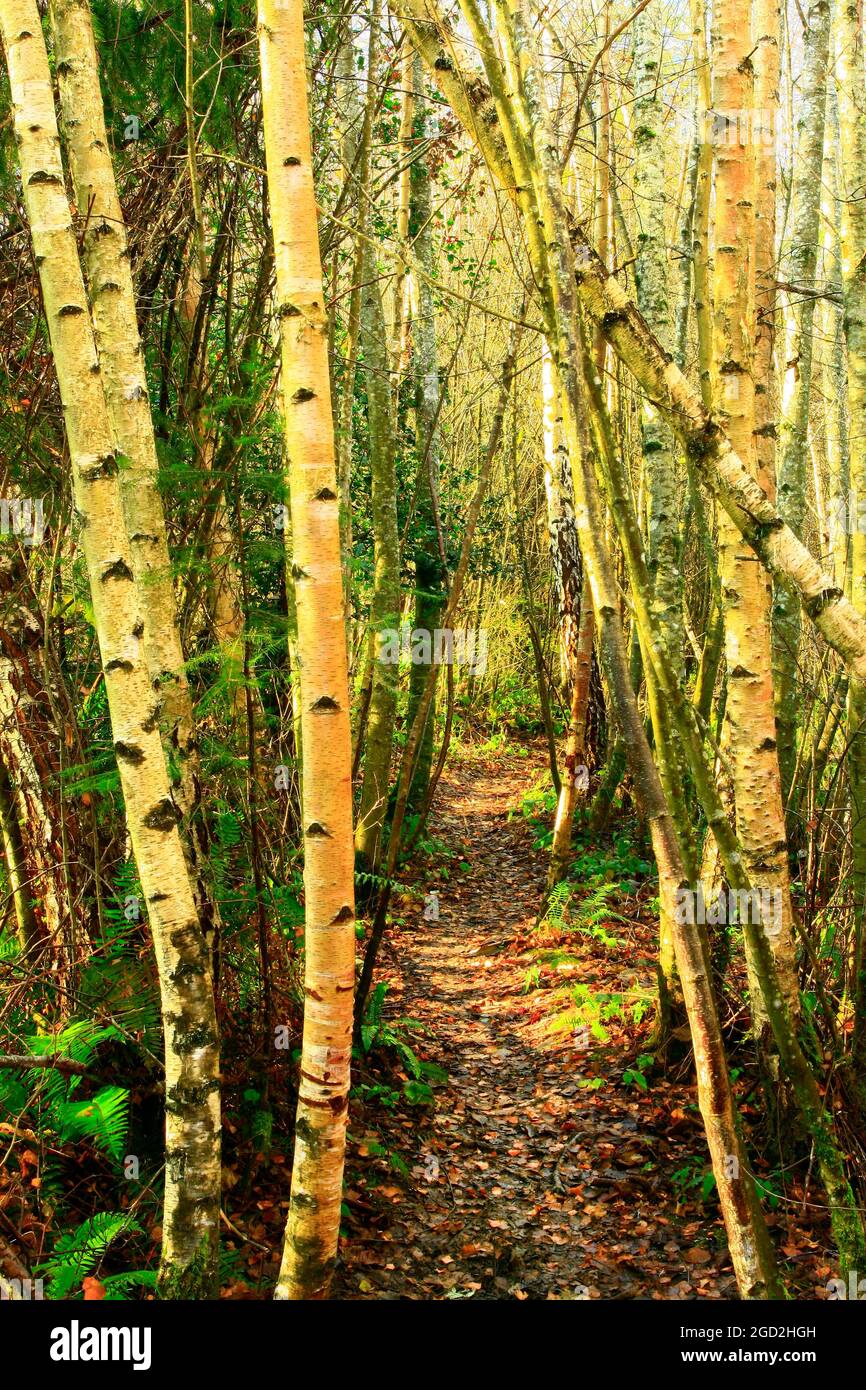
[56,1085,129,1161]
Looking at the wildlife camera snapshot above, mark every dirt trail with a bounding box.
[338,751,744,1301]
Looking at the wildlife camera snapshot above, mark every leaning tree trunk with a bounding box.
[257,0,356,1300]
[398,0,866,688]
[47,0,218,941]
[0,0,220,1298]
[48,0,195,774]
[0,758,37,953]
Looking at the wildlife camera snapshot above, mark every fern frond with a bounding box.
[38,1211,143,1300]
[101,1269,158,1301]
[55,1085,129,1162]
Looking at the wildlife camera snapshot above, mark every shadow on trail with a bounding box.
[336,749,743,1302]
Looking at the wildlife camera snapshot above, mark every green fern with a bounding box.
[354,867,418,898]
[539,881,626,946]
[37,1212,144,1300]
[55,1085,129,1162]
[101,1269,158,1301]
[0,1024,131,1168]
[24,1020,122,1074]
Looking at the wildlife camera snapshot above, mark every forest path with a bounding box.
[338,748,740,1301]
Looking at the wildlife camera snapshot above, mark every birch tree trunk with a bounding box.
[406,54,447,811]
[353,14,400,867]
[754,0,802,1019]
[686,0,724,717]
[833,0,866,1048]
[711,0,798,1031]
[354,232,400,869]
[689,0,714,407]
[633,8,684,673]
[542,346,593,886]
[392,43,417,382]
[49,0,196,778]
[335,12,377,624]
[0,758,37,953]
[0,553,72,962]
[630,7,690,1027]
[47,0,221,948]
[822,94,850,597]
[773,0,831,809]
[0,650,66,957]
[257,0,356,1300]
[547,570,594,889]
[0,0,220,1296]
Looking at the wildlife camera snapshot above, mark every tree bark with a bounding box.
[257,0,356,1300]
[0,0,221,1297]
[773,0,831,811]
[833,0,866,1050]
[48,0,218,945]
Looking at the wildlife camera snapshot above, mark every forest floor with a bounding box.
[331,745,831,1302]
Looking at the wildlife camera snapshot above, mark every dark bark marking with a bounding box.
[114,741,145,765]
[101,558,134,583]
[81,454,118,482]
[143,798,182,831]
[804,587,843,619]
[306,822,332,838]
